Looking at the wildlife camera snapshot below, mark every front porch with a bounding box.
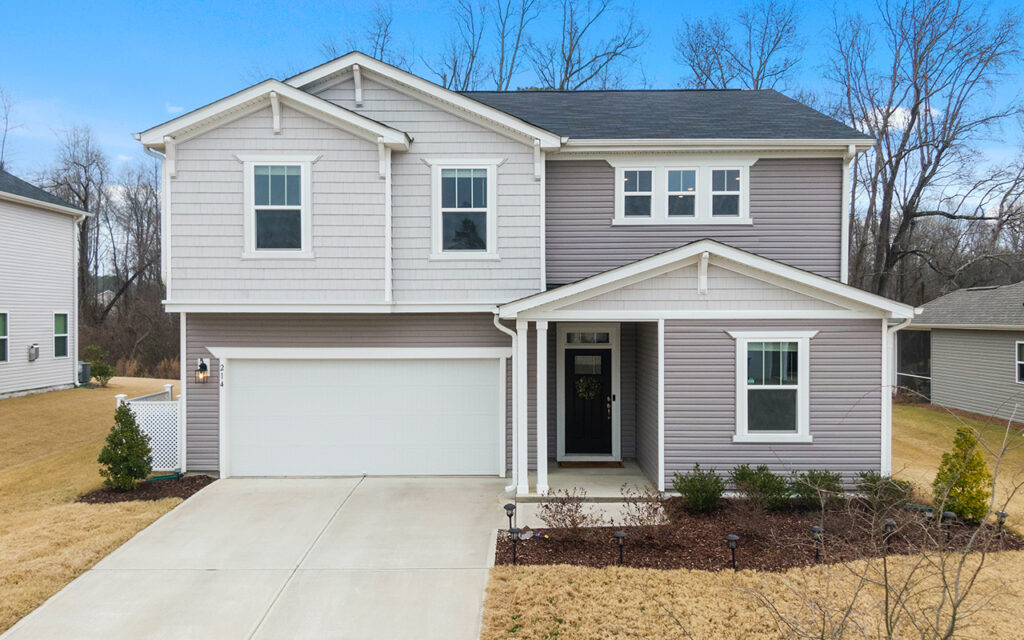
[519,460,655,502]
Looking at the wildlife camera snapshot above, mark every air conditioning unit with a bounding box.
[78,361,92,384]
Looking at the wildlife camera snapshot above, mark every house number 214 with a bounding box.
[219,363,225,387]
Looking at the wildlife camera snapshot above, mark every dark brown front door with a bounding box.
[564,348,612,455]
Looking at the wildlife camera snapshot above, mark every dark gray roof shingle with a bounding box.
[460,89,869,140]
[913,281,1024,327]
[0,168,83,211]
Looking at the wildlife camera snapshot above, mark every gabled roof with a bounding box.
[464,89,871,144]
[0,168,88,218]
[499,239,917,319]
[284,52,562,149]
[912,281,1024,329]
[136,79,410,150]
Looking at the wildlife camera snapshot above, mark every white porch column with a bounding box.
[515,320,530,495]
[535,321,549,495]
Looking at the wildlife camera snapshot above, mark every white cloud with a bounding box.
[165,104,183,114]
[117,154,132,162]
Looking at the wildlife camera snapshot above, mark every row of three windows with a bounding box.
[617,165,750,224]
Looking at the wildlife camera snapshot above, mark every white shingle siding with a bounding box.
[0,199,77,395]
[169,104,386,301]
[314,77,543,303]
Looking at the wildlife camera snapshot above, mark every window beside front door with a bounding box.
[730,331,815,443]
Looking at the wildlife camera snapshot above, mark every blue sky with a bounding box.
[1,0,1021,176]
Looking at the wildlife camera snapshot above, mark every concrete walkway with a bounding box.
[3,477,509,640]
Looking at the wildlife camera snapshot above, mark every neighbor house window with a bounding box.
[623,169,653,217]
[1017,341,1024,384]
[667,169,697,217]
[240,156,315,258]
[431,162,498,259]
[711,169,742,217]
[0,313,7,363]
[54,313,68,359]
[729,331,815,443]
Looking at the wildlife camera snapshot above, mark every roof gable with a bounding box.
[0,169,88,217]
[499,239,916,319]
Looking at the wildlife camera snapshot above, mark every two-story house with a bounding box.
[0,169,88,398]
[136,52,915,494]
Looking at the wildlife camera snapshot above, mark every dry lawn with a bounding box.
[484,551,1024,639]
[892,403,1024,524]
[0,377,182,633]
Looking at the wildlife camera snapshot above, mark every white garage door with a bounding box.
[225,358,502,477]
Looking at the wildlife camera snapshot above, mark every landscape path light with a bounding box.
[884,519,897,553]
[810,525,823,563]
[725,534,739,571]
[504,503,516,529]
[941,511,957,544]
[613,530,626,565]
[995,510,1008,535]
[509,527,521,565]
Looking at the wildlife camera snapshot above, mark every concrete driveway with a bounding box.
[3,477,509,639]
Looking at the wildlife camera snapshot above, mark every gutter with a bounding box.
[492,312,518,494]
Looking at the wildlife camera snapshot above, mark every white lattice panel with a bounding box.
[128,400,180,471]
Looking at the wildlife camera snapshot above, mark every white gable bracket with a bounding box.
[164,136,176,178]
[377,137,386,179]
[353,64,363,107]
[698,251,709,295]
[533,139,542,180]
[269,91,281,134]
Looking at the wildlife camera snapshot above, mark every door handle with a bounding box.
[606,396,612,419]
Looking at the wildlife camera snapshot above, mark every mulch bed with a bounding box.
[77,474,214,504]
[494,498,1024,572]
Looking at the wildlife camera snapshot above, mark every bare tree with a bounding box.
[426,0,487,90]
[39,126,110,323]
[491,0,541,90]
[674,0,802,90]
[0,87,17,171]
[321,2,411,69]
[526,0,647,90]
[831,0,1023,298]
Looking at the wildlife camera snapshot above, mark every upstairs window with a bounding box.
[240,155,315,259]
[623,169,653,217]
[0,313,7,363]
[54,313,68,358]
[711,169,742,217]
[667,169,697,217]
[431,162,498,260]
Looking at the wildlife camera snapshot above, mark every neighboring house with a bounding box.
[136,52,915,494]
[899,282,1024,422]
[0,169,88,398]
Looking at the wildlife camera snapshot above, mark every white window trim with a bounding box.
[1015,339,1024,385]
[710,167,747,219]
[611,159,753,225]
[666,167,698,219]
[430,161,499,260]
[0,311,8,364]
[241,157,314,259]
[53,311,70,360]
[619,167,655,219]
[728,330,817,443]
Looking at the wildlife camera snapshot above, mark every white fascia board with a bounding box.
[910,323,1023,331]
[558,138,874,154]
[162,300,500,314]
[284,52,561,149]
[207,346,512,360]
[0,191,90,220]
[521,310,883,321]
[137,79,409,150]
[498,239,916,319]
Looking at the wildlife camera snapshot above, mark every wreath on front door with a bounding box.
[575,376,602,401]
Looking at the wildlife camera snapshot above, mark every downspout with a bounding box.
[72,212,85,386]
[493,312,518,493]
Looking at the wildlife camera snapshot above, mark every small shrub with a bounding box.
[856,470,914,513]
[932,427,992,522]
[97,403,153,491]
[84,345,115,387]
[730,464,791,511]
[672,464,726,514]
[617,483,665,533]
[789,469,845,511]
[537,487,605,539]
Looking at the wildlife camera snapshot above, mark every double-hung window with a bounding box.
[729,331,815,443]
[241,156,314,258]
[1017,341,1024,384]
[622,169,653,217]
[711,169,742,217]
[0,313,7,363]
[431,162,498,259]
[667,169,697,217]
[53,313,68,359]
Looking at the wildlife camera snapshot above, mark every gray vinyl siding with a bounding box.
[545,158,843,285]
[635,323,660,485]
[0,199,77,396]
[314,76,543,303]
[662,319,882,489]
[931,329,1024,422]
[170,104,386,302]
[186,312,513,472]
